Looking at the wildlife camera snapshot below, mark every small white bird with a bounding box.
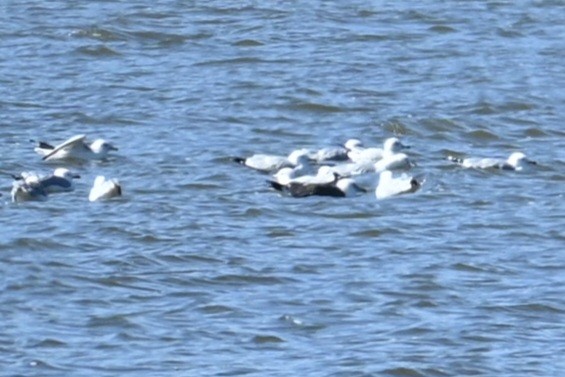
[233,148,310,173]
[344,138,364,151]
[89,176,122,202]
[273,165,336,186]
[348,137,409,164]
[272,152,315,185]
[34,134,118,161]
[375,170,421,200]
[448,152,537,171]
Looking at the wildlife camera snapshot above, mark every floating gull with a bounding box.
[89,176,122,202]
[447,152,536,171]
[14,168,80,193]
[348,137,409,164]
[272,165,336,186]
[34,134,118,161]
[375,170,421,200]
[272,152,316,185]
[344,138,363,151]
[233,148,310,173]
[268,173,366,198]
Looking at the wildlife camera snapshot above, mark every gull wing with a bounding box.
[288,182,344,198]
[39,176,73,192]
[42,134,87,161]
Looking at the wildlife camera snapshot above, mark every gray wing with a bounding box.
[288,182,344,198]
[39,176,73,192]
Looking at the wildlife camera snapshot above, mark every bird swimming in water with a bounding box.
[375,170,421,200]
[89,175,122,202]
[447,151,536,171]
[33,134,118,161]
[267,173,366,198]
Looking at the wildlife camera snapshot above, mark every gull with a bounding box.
[34,134,118,161]
[375,170,421,200]
[272,153,316,185]
[348,137,409,164]
[89,176,122,202]
[272,165,336,186]
[447,152,537,171]
[13,168,80,193]
[267,173,367,198]
[343,138,364,153]
[233,148,310,173]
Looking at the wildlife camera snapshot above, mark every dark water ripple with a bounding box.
[1,1,565,376]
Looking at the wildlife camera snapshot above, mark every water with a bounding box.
[1,1,564,376]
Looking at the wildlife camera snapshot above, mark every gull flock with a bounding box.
[8,134,121,203]
[5,133,536,204]
[234,137,537,200]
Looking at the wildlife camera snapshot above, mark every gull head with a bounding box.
[383,137,409,153]
[344,139,363,150]
[287,148,311,166]
[507,152,536,169]
[53,168,81,180]
[90,139,118,155]
[336,178,367,196]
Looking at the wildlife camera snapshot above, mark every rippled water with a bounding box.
[1,1,564,376]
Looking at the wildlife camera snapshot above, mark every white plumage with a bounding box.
[89,176,122,202]
[375,170,421,200]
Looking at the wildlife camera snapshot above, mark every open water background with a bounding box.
[1,1,564,376]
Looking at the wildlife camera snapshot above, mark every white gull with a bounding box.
[348,137,409,164]
[34,134,118,161]
[89,176,122,202]
[375,170,421,200]
[233,148,310,173]
[272,152,316,185]
[447,152,536,171]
